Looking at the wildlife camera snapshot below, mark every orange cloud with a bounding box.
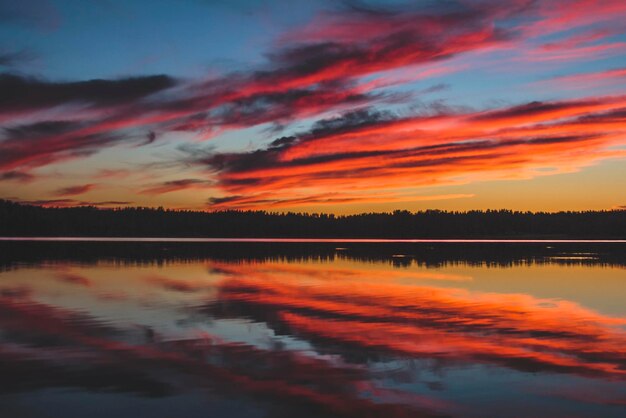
[208,261,626,380]
[197,95,626,210]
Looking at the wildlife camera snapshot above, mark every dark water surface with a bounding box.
[1,241,625,418]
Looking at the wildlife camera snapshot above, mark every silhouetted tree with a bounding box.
[1,199,625,238]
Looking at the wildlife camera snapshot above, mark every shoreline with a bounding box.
[2,237,626,243]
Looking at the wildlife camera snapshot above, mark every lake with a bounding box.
[1,240,625,418]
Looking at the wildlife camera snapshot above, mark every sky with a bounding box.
[1,0,625,213]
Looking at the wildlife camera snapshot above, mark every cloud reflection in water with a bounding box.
[1,249,625,417]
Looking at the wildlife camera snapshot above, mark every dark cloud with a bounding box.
[307,108,395,138]
[0,0,60,30]
[0,120,123,170]
[144,131,157,145]
[209,85,380,129]
[0,49,35,68]
[193,108,398,175]
[163,76,400,136]
[140,178,213,195]
[54,184,96,197]
[2,120,79,139]
[207,195,246,206]
[15,198,77,207]
[0,73,177,113]
[87,200,132,206]
[470,99,596,122]
[0,171,34,182]
[14,198,131,207]
[574,107,626,123]
[256,0,518,86]
[419,83,450,94]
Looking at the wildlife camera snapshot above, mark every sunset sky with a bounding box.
[1,0,625,213]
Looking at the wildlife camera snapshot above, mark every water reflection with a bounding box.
[0,242,625,417]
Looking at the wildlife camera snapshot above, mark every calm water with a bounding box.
[1,241,625,418]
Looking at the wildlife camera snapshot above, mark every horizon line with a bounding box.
[2,237,626,243]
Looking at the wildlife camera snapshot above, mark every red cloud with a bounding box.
[209,261,626,380]
[197,95,626,210]
[1,0,626,211]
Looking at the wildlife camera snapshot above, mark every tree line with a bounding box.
[1,199,625,238]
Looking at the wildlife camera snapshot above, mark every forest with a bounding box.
[1,199,625,239]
